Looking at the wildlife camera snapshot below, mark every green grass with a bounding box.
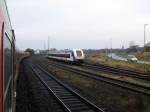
[117,52,150,61]
[87,54,150,72]
[69,64,150,88]
[136,52,150,61]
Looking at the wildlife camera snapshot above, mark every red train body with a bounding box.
[0,0,15,111]
[0,7,4,112]
[0,1,29,112]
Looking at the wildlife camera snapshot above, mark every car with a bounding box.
[127,55,138,62]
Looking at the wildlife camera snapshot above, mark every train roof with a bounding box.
[47,49,83,54]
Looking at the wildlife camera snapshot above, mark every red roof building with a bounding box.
[144,42,150,52]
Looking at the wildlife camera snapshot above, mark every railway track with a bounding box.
[45,58,150,81]
[42,60,150,96]
[30,64,105,112]
[82,63,150,81]
[85,62,150,77]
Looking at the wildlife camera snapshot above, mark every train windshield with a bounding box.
[76,50,82,57]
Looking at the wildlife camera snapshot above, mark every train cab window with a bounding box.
[76,50,82,57]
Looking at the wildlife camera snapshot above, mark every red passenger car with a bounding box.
[0,0,16,111]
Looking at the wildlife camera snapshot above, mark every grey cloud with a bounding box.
[6,0,150,50]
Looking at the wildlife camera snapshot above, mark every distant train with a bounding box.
[47,49,85,64]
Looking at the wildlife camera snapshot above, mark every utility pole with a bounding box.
[48,36,50,51]
[44,42,46,50]
[144,24,148,52]
[105,41,108,56]
[110,38,112,58]
[144,24,148,63]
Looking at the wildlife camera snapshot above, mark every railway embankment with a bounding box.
[16,58,64,112]
[16,56,106,112]
[32,55,150,112]
[86,54,150,72]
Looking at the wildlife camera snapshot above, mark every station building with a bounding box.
[144,42,150,52]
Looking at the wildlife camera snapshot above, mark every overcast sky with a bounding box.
[7,0,150,50]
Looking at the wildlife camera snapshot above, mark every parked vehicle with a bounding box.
[127,55,138,62]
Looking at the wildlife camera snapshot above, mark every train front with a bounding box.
[73,49,85,64]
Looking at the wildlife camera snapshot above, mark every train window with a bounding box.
[76,50,82,57]
[49,53,70,58]
[4,32,12,111]
[49,54,53,56]
[61,54,65,57]
[4,32,12,96]
[65,54,70,58]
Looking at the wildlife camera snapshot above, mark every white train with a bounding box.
[47,49,85,64]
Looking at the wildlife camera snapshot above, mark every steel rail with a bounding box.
[45,61,150,96]
[84,62,150,80]
[30,64,105,112]
[82,63,150,81]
